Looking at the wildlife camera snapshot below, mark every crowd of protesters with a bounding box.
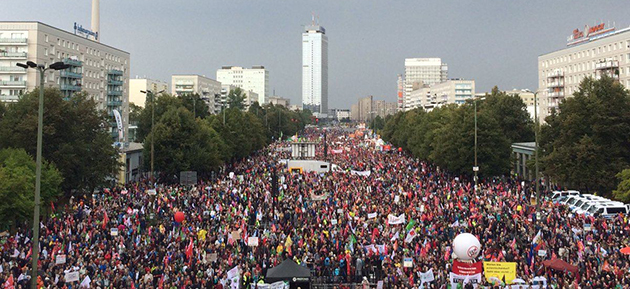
[1,127,630,288]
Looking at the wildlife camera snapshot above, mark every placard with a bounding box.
[331,219,338,225]
[55,254,66,264]
[248,237,259,247]
[403,257,413,268]
[538,250,547,257]
[482,261,517,284]
[65,271,80,282]
[110,228,118,236]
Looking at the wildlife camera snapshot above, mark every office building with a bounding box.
[538,22,630,122]
[129,78,168,107]
[302,19,328,115]
[217,84,259,113]
[216,65,268,104]
[404,58,448,110]
[0,21,130,141]
[172,74,221,113]
[350,95,397,121]
[268,96,290,107]
[407,79,475,111]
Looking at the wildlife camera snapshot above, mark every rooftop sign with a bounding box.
[567,23,615,46]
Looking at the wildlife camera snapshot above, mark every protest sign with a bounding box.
[55,254,66,264]
[110,228,118,236]
[387,213,405,225]
[483,261,517,284]
[247,237,259,247]
[403,257,413,267]
[65,271,80,282]
[452,260,482,275]
[449,272,481,287]
[420,269,435,283]
[367,212,377,219]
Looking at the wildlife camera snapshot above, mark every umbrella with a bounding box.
[620,247,630,255]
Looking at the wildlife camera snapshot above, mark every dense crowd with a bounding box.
[1,127,630,288]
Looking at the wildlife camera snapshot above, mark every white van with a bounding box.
[578,201,619,215]
[587,203,628,218]
[550,190,580,201]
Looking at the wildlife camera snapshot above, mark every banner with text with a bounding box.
[452,260,482,275]
[483,261,517,284]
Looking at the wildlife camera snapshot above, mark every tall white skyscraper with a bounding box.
[302,18,328,115]
[404,58,448,110]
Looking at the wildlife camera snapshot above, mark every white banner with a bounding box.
[449,272,481,287]
[420,269,435,283]
[227,266,239,289]
[65,271,80,283]
[113,109,123,141]
[350,170,371,177]
[252,281,289,289]
[55,254,67,264]
[331,149,343,154]
[388,213,405,225]
[367,212,378,219]
[247,237,259,247]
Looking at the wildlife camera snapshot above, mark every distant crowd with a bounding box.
[1,127,630,288]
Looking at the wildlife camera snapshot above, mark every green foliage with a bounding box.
[369,115,386,133]
[137,93,181,142]
[180,93,211,119]
[0,88,119,194]
[540,76,630,194]
[381,90,529,177]
[209,107,267,160]
[0,148,62,227]
[144,107,226,180]
[227,87,247,110]
[129,103,143,126]
[613,169,630,202]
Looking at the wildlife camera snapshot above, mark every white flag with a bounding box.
[80,275,91,288]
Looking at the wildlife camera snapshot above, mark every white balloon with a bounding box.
[453,233,481,260]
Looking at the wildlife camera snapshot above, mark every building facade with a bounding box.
[302,22,328,115]
[407,79,475,111]
[129,78,168,107]
[268,96,290,107]
[538,23,630,123]
[404,58,447,110]
[0,21,130,141]
[350,95,397,121]
[216,65,268,104]
[171,74,221,113]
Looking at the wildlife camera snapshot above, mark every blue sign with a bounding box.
[73,22,98,40]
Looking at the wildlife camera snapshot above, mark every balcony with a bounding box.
[548,91,564,98]
[547,70,564,78]
[60,70,82,78]
[0,38,27,45]
[107,90,122,96]
[108,69,123,76]
[108,79,123,86]
[547,80,564,88]
[63,58,82,67]
[595,60,619,71]
[0,66,26,73]
[107,100,123,107]
[0,81,26,87]
[60,84,82,91]
[0,52,27,58]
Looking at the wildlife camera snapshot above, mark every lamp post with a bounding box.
[473,97,485,193]
[140,89,164,184]
[525,89,540,205]
[17,60,70,289]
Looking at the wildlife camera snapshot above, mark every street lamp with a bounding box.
[16,60,70,289]
[140,89,164,184]
[473,96,486,193]
[525,89,540,205]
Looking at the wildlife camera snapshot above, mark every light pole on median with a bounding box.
[140,89,164,184]
[17,60,71,289]
[525,89,540,205]
[473,96,485,193]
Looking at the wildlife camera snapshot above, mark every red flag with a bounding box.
[102,211,109,230]
[4,275,14,289]
[51,201,55,213]
[186,238,194,261]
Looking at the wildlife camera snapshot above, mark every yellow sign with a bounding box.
[483,262,517,284]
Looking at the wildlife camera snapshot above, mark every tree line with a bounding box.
[382,76,630,200]
[0,87,311,227]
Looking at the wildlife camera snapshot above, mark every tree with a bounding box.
[227,87,246,110]
[480,86,534,143]
[0,102,5,121]
[144,107,226,181]
[136,93,181,142]
[369,115,386,133]
[0,88,119,194]
[541,75,630,194]
[180,93,211,119]
[613,169,630,202]
[129,103,143,126]
[0,148,62,228]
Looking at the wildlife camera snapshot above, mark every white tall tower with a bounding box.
[302,16,328,115]
[91,0,100,42]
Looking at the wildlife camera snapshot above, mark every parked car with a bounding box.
[576,200,617,215]
[550,190,580,201]
[586,203,628,218]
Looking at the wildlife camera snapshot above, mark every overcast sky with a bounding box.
[3,1,629,108]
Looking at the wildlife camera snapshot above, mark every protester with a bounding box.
[1,127,629,288]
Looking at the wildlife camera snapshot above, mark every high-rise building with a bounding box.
[0,21,130,141]
[404,58,447,110]
[171,74,221,113]
[216,65,268,104]
[538,22,630,123]
[302,18,328,115]
[349,95,397,121]
[129,78,168,107]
